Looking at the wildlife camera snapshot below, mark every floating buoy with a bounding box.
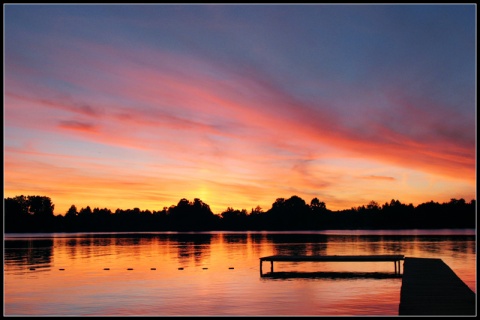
[151,268,156,270]
[229,267,234,269]
[29,268,35,270]
[178,267,184,270]
[59,268,65,271]
[104,268,110,270]
[202,267,208,270]
[127,268,133,270]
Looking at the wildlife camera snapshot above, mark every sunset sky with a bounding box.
[4,4,476,215]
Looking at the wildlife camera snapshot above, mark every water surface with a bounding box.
[4,229,476,316]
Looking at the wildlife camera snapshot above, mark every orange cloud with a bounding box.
[361,175,396,181]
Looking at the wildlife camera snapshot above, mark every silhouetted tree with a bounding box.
[414,200,442,228]
[442,198,475,228]
[4,194,476,232]
[27,196,54,218]
[310,197,326,210]
[5,196,30,232]
[309,197,330,229]
[76,206,93,231]
[92,207,113,231]
[65,205,78,218]
[221,207,248,230]
[247,206,266,230]
[15,195,55,232]
[366,201,380,211]
[167,198,217,231]
[380,199,415,228]
[266,195,311,230]
[63,205,79,231]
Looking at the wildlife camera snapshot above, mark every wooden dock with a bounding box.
[399,257,476,316]
[259,255,476,315]
[259,254,404,276]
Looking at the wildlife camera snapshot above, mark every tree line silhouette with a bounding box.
[4,194,476,233]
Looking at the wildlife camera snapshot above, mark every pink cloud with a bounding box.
[8,45,475,183]
[58,120,98,133]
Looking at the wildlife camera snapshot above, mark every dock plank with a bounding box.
[399,257,476,316]
[260,254,404,262]
[259,254,404,276]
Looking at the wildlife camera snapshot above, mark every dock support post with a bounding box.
[394,260,402,274]
[270,261,274,273]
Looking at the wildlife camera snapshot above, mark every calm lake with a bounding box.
[4,229,476,316]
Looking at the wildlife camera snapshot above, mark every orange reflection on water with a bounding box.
[4,232,476,316]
